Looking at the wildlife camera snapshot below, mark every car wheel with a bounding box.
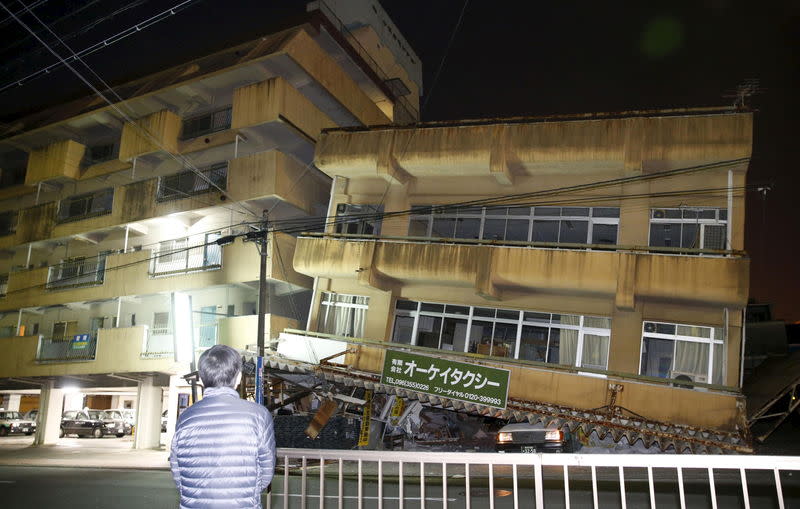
[116,433,124,438]
[25,432,33,436]
[0,426,8,437]
[93,427,104,439]
[59,428,65,438]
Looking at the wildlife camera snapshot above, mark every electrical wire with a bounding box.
[0,0,201,94]
[3,0,260,222]
[0,0,45,27]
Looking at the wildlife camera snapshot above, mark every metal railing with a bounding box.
[56,187,113,223]
[0,273,7,297]
[156,163,227,202]
[150,238,222,277]
[36,334,97,363]
[267,449,800,509]
[46,254,107,289]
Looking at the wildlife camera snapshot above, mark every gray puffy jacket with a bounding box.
[170,386,276,508]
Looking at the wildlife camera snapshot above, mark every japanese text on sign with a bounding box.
[381,350,510,409]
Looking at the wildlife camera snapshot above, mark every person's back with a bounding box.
[170,345,275,509]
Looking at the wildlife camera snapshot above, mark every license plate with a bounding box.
[22,428,30,432]
[521,446,537,453]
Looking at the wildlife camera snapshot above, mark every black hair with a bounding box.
[198,345,241,388]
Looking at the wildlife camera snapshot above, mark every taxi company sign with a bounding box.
[381,350,510,409]
[70,334,90,350]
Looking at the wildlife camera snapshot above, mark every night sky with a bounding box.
[0,0,796,320]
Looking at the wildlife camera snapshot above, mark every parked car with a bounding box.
[120,409,136,428]
[495,422,577,453]
[60,410,132,438]
[23,409,38,423]
[0,411,36,436]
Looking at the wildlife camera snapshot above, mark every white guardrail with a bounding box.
[268,449,800,509]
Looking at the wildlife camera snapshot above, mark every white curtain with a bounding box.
[318,294,368,338]
[581,334,609,369]
[673,341,709,381]
[559,329,579,366]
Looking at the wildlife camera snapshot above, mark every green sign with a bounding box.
[381,350,510,409]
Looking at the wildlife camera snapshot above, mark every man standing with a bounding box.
[170,345,276,508]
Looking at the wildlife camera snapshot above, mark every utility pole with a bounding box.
[255,211,269,405]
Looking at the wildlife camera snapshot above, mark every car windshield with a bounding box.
[62,411,77,419]
[105,411,120,419]
[1,411,22,419]
[87,411,107,420]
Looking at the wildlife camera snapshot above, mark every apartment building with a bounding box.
[0,0,420,447]
[280,110,755,452]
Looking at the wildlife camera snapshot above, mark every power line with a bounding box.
[4,0,259,221]
[0,0,200,94]
[0,0,45,27]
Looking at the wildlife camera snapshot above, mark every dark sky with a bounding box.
[0,0,797,320]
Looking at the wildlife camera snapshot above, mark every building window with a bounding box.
[639,321,725,385]
[649,208,728,251]
[0,166,25,189]
[57,188,114,223]
[335,204,384,235]
[151,232,221,276]
[409,205,620,245]
[391,300,611,370]
[152,312,170,336]
[46,254,107,289]
[318,292,369,338]
[52,321,78,342]
[85,142,119,165]
[0,210,18,236]
[157,163,227,202]
[181,106,233,140]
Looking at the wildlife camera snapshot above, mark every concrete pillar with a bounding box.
[6,394,21,412]
[164,375,181,447]
[134,376,162,449]
[34,382,64,445]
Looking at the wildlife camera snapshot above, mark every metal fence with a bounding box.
[150,236,222,277]
[56,187,113,223]
[267,449,800,509]
[36,335,97,362]
[156,163,227,202]
[46,254,107,289]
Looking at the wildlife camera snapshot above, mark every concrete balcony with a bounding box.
[118,110,181,161]
[24,140,86,186]
[0,326,179,379]
[0,150,326,249]
[0,233,310,312]
[294,234,749,310]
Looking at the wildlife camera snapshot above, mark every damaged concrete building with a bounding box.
[278,109,755,453]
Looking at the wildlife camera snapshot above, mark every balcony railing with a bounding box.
[156,163,227,202]
[56,188,114,223]
[142,327,173,359]
[181,107,232,140]
[0,210,18,236]
[36,334,97,362]
[46,254,107,290]
[0,274,7,297]
[150,236,222,277]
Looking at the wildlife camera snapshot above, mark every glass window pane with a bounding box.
[441,317,469,352]
[506,219,529,241]
[523,312,550,324]
[508,206,531,215]
[559,220,588,243]
[491,322,517,358]
[713,327,725,341]
[395,300,417,311]
[469,320,494,354]
[673,341,709,382]
[698,209,716,219]
[411,205,432,214]
[682,224,699,248]
[420,303,444,313]
[655,323,676,334]
[473,307,496,318]
[664,209,682,218]
[456,206,482,215]
[496,309,520,320]
[591,224,618,245]
[550,328,578,366]
[676,325,711,339]
[562,207,589,217]
[455,218,481,239]
[416,315,442,349]
[592,207,620,218]
[444,305,469,315]
[640,337,674,378]
[719,209,728,220]
[552,314,580,326]
[482,219,506,240]
[431,218,456,238]
[483,206,505,216]
[650,223,679,247]
[392,316,415,344]
[682,209,698,219]
[712,343,724,385]
[584,316,611,329]
[581,334,609,369]
[409,218,430,236]
[534,207,560,216]
[532,220,559,242]
[519,325,548,362]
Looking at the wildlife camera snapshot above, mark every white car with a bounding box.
[0,410,36,436]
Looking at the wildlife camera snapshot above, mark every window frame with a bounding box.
[648,207,728,251]
[637,320,725,385]
[318,292,370,338]
[391,299,612,370]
